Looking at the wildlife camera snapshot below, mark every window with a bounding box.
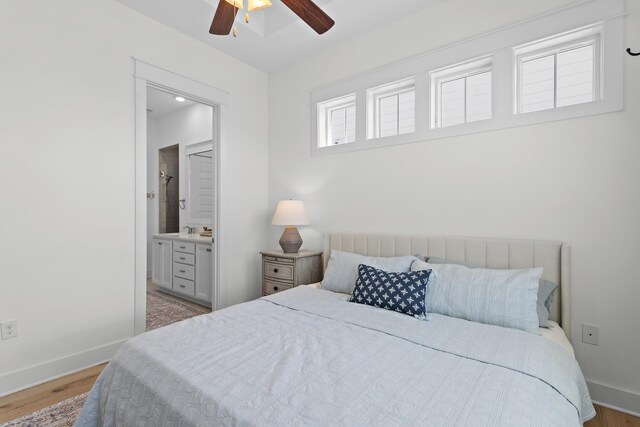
[431,57,492,129]
[309,1,622,156]
[516,26,600,114]
[367,78,415,139]
[317,94,356,147]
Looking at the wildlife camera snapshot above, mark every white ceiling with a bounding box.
[115,0,444,71]
[147,87,196,119]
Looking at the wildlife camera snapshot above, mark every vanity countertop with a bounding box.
[153,233,213,244]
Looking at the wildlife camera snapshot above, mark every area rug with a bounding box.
[2,292,207,427]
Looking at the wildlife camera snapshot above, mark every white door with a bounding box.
[195,243,212,302]
[188,153,213,222]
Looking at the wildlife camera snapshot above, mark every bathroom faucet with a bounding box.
[183,226,197,234]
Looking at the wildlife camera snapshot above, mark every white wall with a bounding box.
[0,0,268,394]
[268,0,640,413]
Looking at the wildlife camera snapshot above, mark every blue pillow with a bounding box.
[349,264,432,317]
[425,257,558,327]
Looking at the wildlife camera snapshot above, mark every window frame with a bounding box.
[431,57,493,129]
[514,28,601,115]
[316,93,357,148]
[366,77,416,140]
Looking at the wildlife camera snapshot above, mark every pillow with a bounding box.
[349,264,432,317]
[322,250,416,294]
[427,257,558,327]
[412,260,541,332]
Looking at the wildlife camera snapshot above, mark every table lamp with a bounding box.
[272,200,310,253]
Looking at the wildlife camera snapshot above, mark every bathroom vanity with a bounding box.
[152,233,213,306]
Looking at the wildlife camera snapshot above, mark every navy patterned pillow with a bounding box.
[349,264,431,317]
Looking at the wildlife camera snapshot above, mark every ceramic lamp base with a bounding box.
[279,226,303,253]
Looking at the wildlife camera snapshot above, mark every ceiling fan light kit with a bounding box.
[211,0,334,37]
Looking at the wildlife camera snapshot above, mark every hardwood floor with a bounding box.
[585,405,640,427]
[1,360,638,426]
[0,363,106,424]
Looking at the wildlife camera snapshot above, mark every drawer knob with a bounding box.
[273,286,279,291]
[180,269,186,273]
[273,268,279,273]
[180,284,186,288]
[180,257,185,260]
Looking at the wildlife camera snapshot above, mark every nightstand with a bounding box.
[260,250,324,296]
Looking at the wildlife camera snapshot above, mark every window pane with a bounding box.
[330,106,356,146]
[398,91,415,135]
[521,55,555,113]
[440,78,465,127]
[556,45,593,107]
[345,105,356,143]
[466,71,492,123]
[379,94,398,138]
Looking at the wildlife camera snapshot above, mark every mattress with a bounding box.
[75,286,594,426]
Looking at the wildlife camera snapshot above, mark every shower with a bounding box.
[159,145,180,233]
[163,174,174,185]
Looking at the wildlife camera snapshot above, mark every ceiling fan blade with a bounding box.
[281,0,335,34]
[210,0,237,35]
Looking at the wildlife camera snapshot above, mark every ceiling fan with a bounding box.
[210,0,335,37]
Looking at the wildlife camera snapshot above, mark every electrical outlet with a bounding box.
[582,324,599,346]
[1,320,18,340]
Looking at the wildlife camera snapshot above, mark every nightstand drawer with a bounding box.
[263,261,294,282]
[174,242,195,254]
[174,262,195,280]
[264,256,294,264]
[173,252,195,265]
[263,280,292,295]
[173,277,195,296]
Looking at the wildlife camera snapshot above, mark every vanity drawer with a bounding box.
[263,261,294,282]
[173,262,195,280]
[174,242,195,254]
[173,252,195,265]
[263,279,292,296]
[173,277,195,297]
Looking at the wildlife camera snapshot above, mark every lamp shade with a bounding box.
[248,0,272,11]
[224,0,244,9]
[272,200,310,226]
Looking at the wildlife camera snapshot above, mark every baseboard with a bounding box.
[587,380,640,417]
[0,339,126,397]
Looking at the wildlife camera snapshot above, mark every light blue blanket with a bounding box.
[76,286,594,426]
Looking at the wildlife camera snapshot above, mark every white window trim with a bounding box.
[310,0,624,157]
[316,93,356,148]
[366,77,416,140]
[514,26,602,114]
[431,56,493,129]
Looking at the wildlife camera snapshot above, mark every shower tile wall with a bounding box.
[159,145,180,233]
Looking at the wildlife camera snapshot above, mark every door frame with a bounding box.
[134,59,229,335]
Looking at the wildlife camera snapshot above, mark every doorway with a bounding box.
[145,86,215,324]
[134,60,228,335]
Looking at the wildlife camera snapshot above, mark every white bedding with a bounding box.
[75,286,594,426]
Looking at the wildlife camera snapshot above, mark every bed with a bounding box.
[75,234,594,426]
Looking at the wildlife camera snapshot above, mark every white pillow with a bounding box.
[322,251,416,295]
[412,260,541,332]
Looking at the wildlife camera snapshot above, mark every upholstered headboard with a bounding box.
[323,234,571,339]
